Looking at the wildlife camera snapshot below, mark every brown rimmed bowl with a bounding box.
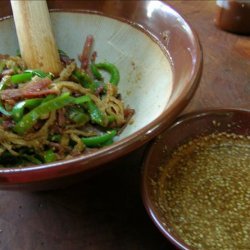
[141,108,250,249]
[0,1,202,190]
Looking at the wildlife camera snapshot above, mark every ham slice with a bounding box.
[0,78,58,100]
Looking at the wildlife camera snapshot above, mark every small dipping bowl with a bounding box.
[142,109,250,250]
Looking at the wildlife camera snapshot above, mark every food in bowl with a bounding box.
[0,0,202,189]
[142,109,250,250]
[0,35,134,166]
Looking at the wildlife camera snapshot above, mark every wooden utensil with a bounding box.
[10,0,62,76]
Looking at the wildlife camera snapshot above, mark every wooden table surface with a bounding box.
[0,1,249,249]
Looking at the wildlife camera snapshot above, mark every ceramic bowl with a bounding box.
[0,0,202,190]
[142,108,250,249]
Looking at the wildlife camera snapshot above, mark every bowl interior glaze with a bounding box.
[0,0,202,190]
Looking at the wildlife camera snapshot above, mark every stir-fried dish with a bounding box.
[0,35,134,167]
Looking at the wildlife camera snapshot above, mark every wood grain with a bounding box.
[10,0,62,75]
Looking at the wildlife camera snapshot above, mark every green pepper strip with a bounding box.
[0,76,11,116]
[24,69,53,79]
[85,99,105,126]
[95,63,120,86]
[12,98,43,122]
[13,93,92,135]
[72,69,96,91]
[101,138,114,146]
[41,94,56,103]
[81,130,116,147]
[0,103,11,116]
[0,75,11,91]
[11,72,33,84]
[74,95,91,104]
[90,63,103,80]
[73,94,105,126]
[43,149,57,163]
[68,107,89,125]
[13,92,73,135]
[72,69,93,85]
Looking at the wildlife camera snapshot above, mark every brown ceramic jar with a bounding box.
[215,0,250,35]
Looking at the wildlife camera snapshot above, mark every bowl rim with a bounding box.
[0,1,203,186]
[141,107,250,250]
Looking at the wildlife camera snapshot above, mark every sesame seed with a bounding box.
[154,132,250,250]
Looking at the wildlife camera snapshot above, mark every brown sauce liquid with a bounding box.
[156,132,250,249]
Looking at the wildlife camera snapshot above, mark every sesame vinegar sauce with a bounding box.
[157,132,250,250]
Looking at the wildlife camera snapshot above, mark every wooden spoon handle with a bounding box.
[10,0,62,76]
